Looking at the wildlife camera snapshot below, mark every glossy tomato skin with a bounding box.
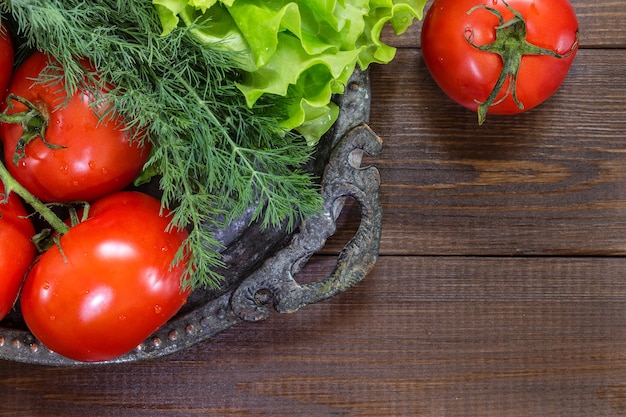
[20,191,190,362]
[0,51,150,203]
[421,0,579,116]
[0,183,36,321]
[0,21,14,100]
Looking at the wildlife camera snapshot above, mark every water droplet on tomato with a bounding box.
[59,164,69,174]
[49,315,55,321]
[154,305,162,314]
[88,160,96,170]
[101,168,108,175]
[118,314,127,321]
[42,282,50,290]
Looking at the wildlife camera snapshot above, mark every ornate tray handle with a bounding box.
[231,123,383,322]
[0,69,378,365]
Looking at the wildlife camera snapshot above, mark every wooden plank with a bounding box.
[322,48,626,256]
[381,0,626,49]
[1,2,624,416]
[2,256,626,416]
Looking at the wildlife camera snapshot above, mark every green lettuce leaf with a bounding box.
[154,0,426,144]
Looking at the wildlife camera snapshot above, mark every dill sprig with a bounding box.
[1,0,323,289]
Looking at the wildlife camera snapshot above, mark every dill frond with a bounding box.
[2,0,323,289]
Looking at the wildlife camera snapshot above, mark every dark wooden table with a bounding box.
[2,1,625,415]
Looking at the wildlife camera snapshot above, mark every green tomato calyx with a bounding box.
[464,0,579,124]
[0,94,66,165]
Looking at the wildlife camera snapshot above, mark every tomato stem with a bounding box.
[0,95,72,239]
[0,94,66,165]
[0,158,70,236]
[465,0,579,124]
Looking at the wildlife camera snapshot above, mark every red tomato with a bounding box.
[0,51,150,202]
[421,0,579,123]
[0,183,36,321]
[20,191,190,362]
[0,21,14,100]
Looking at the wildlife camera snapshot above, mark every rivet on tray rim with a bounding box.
[152,337,162,348]
[348,81,361,91]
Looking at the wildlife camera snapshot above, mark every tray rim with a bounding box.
[0,68,381,366]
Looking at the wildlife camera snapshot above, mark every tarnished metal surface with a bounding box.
[0,68,382,365]
[231,124,382,321]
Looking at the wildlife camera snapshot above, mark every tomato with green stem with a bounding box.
[0,21,14,100]
[0,51,150,203]
[0,182,36,321]
[19,191,190,362]
[421,0,579,124]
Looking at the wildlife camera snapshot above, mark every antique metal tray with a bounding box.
[0,68,382,365]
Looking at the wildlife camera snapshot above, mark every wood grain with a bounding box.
[384,0,626,49]
[322,50,626,256]
[3,257,626,416]
[2,1,626,416]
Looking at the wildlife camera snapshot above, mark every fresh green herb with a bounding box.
[1,0,427,291]
[156,0,427,145]
[2,0,323,289]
